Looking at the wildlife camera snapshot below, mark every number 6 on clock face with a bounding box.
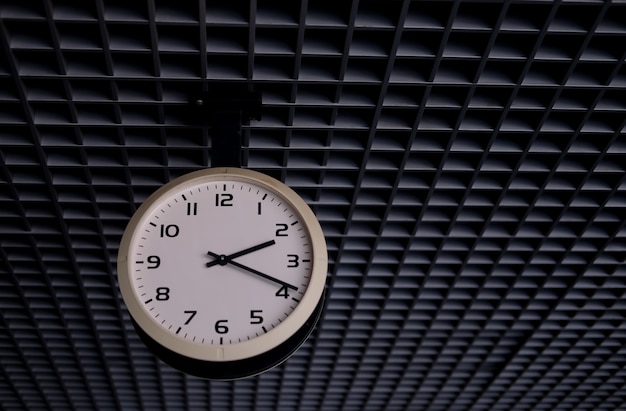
[117,167,327,380]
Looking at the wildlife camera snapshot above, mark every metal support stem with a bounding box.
[190,85,261,169]
[210,110,243,168]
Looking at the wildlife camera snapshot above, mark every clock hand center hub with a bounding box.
[217,255,228,266]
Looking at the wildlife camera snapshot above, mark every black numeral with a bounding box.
[184,310,197,325]
[287,254,299,268]
[275,223,288,237]
[215,319,229,334]
[250,310,264,324]
[215,193,233,207]
[147,255,160,269]
[160,224,179,238]
[275,285,289,299]
[187,202,198,215]
[156,287,170,301]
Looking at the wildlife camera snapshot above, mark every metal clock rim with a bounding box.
[117,167,328,363]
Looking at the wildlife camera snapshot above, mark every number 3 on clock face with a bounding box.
[117,167,327,379]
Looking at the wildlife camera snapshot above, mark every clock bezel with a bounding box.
[117,167,327,363]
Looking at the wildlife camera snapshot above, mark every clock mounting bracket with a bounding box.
[190,84,262,168]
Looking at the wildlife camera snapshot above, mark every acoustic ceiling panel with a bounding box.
[1,0,626,410]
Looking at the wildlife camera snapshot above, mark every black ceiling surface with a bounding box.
[2,0,626,410]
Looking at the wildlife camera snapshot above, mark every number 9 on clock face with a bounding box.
[117,167,327,379]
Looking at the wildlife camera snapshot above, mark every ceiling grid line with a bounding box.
[0,246,56,410]
[386,1,556,408]
[468,0,608,380]
[279,0,308,182]
[314,2,361,408]
[28,237,99,411]
[239,0,257,169]
[388,4,471,408]
[465,6,620,398]
[335,3,413,410]
[488,163,624,409]
[0,17,118,411]
[427,3,569,406]
[319,1,424,408]
[146,0,161,79]
[82,155,149,408]
[314,0,361,206]
[39,6,143,407]
[415,6,519,405]
[199,0,208,83]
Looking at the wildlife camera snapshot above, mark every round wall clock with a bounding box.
[117,167,327,380]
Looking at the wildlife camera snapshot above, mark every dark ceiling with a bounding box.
[2,0,626,410]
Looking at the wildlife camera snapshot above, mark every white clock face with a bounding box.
[118,169,326,362]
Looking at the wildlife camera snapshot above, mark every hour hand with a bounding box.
[205,239,276,268]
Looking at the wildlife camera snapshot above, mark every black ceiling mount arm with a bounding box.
[210,109,244,168]
[193,85,262,168]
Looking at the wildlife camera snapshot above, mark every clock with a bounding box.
[117,167,327,380]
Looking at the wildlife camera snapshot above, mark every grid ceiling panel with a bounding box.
[1,0,626,410]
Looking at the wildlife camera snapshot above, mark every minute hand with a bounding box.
[206,240,276,268]
[227,260,298,291]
